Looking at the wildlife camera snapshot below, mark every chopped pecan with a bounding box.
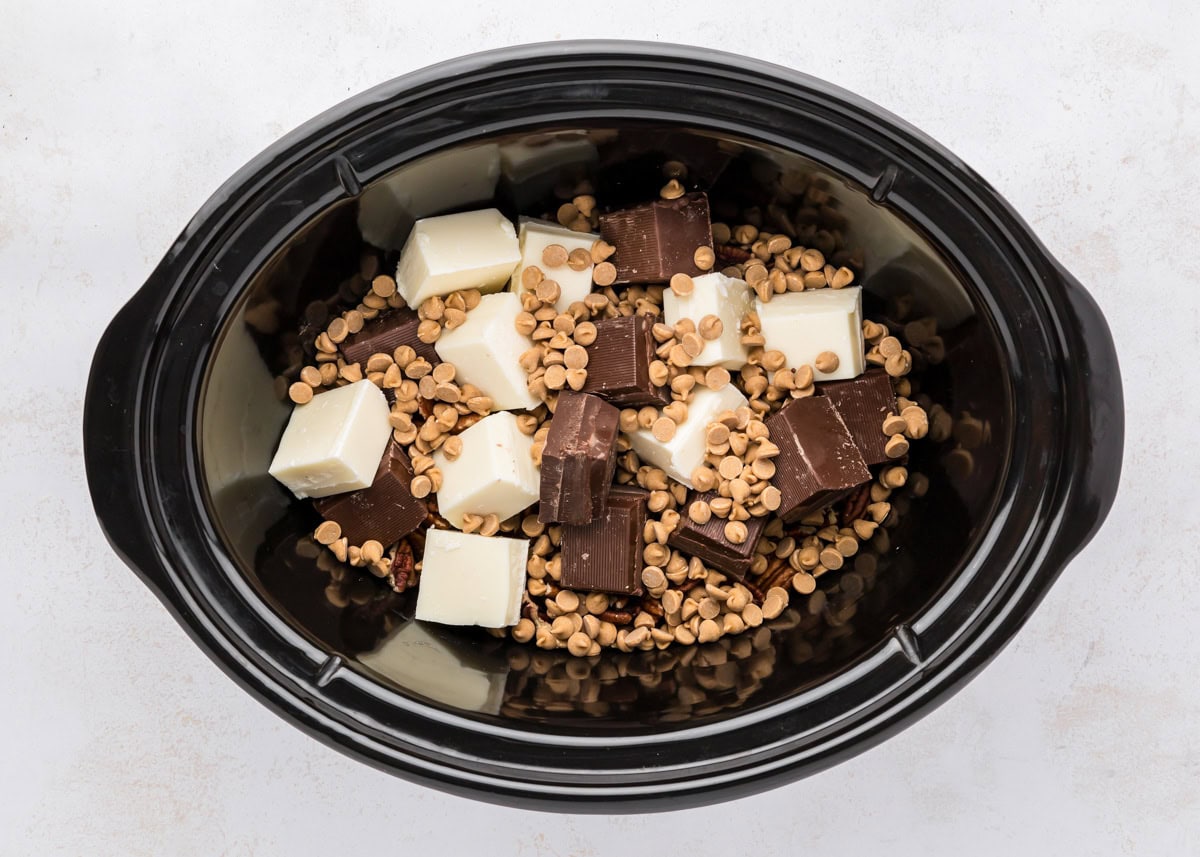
[390,540,414,592]
[839,482,872,526]
[715,244,753,264]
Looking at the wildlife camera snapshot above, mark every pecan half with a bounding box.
[715,244,753,264]
[390,540,414,592]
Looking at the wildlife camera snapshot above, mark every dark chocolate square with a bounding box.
[313,440,427,546]
[667,492,767,578]
[599,192,714,284]
[560,485,648,595]
[340,308,440,368]
[539,392,621,524]
[579,315,671,408]
[817,370,898,467]
[765,397,871,524]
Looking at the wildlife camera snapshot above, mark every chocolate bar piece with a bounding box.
[765,397,871,524]
[538,392,620,525]
[340,308,440,368]
[313,440,427,546]
[598,192,713,284]
[818,370,898,466]
[667,492,767,578]
[579,315,671,408]
[560,485,648,594]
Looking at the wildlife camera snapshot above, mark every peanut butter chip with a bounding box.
[592,262,617,287]
[724,520,748,544]
[885,434,910,458]
[556,203,580,226]
[564,344,589,370]
[704,366,730,390]
[410,475,432,499]
[573,321,597,346]
[590,240,615,264]
[718,456,743,480]
[520,265,544,290]
[567,248,592,271]
[698,315,723,340]
[652,417,677,442]
[535,279,562,305]
[670,273,695,296]
[542,244,568,268]
[371,275,396,298]
[815,351,840,373]
[314,521,341,545]
[693,246,716,271]
[660,179,685,200]
[288,382,314,404]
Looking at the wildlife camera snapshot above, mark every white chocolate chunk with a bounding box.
[415,529,529,628]
[757,287,866,381]
[509,218,595,311]
[628,384,749,487]
[662,272,755,369]
[433,411,540,529]
[394,208,520,307]
[357,144,502,250]
[267,380,390,499]
[434,291,539,411]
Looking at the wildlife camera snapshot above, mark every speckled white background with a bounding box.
[2,2,1197,854]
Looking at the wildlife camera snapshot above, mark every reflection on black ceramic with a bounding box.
[85,43,1122,811]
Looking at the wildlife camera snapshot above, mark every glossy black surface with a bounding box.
[84,42,1123,810]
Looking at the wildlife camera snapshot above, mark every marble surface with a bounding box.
[2,2,1197,854]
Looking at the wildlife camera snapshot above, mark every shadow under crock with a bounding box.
[86,42,1122,811]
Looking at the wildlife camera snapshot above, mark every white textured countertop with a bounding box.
[2,2,1197,854]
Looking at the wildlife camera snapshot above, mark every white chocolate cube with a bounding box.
[757,287,866,382]
[434,292,539,411]
[628,384,749,487]
[357,144,501,250]
[662,272,755,369]
[394,208,520,307]
[433,411,540,529]
[509,218,595,311]
[267,380,391,499]
[415,529,529,628]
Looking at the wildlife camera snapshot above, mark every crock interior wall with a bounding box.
[200,123,1008,729]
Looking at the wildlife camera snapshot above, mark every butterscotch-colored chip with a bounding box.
[371,275,397,298]
[724,520,748,544]
[288,382,314,404]
[541,243,569,268]
[652,417,677,442]
[564,344,589,370]
[670,273,695,296]
[660,179,685,200]
[590,240,615,264]
[567,248,592,271]
[692,466,717,492]
[535,278,562,305]
[885,434,910,458]
[410,475,432,498]
[704,366,730,390]
[314,521,341,545]
[592,262,617,287]
[520,265,544,291]
[693,246,716,271]
[814,351,840,373]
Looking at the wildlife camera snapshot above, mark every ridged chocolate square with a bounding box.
[340,308,440,368]
[560,485,648,595]
[579,315,671,408]
[817,370,897,466]
[313,440,426,546]
[538,392,621,525]
[765,397,871,524]
[599,192,713,284]
[667,491,767,578]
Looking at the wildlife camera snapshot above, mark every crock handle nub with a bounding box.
[84,286,173,598]
[1051,264,1124,563]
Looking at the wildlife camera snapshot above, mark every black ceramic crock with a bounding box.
[84,41,1123,811]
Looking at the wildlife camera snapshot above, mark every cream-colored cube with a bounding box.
[433,411,540,529]
[434,292,539,411]
[509,218,596,311]
[267,380,391,499]
[662,272,755,369]
[415,529,529,628]
[394,208,520,307]
[757,287,866,382]
[628,384,749,487]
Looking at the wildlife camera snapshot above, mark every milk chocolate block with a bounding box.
[818,370,897,466]
[667,492,767,578]
[579,315,671,408]
[598,192,713,284]
[765,397,871,524]
[313,440,427,546]
[560,485,648,595]
[340,308,440,368]
[538,392,621,524]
